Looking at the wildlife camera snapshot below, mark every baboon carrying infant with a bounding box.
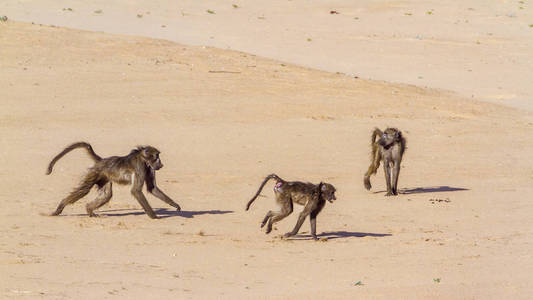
[46,142,181,218]
[246,174,337,240]
[364,127,406,196]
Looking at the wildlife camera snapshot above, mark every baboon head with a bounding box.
[378,128,402,148]
[320,182,337,203]
[140,146,163,170]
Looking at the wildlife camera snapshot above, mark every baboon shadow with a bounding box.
[287,231,392,241]
[373,186,469,195]
[69,208,234,219]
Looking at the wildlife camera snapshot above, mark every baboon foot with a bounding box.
[364,177,372,190]
[265,225,273,234]
[312,235,319,241]
[50,209,62,216]
[385,192,394,196]
[260,219,268,228]
[87,211,100,217]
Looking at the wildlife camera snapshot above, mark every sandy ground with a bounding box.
[1,7,533,300]
[1,0,532,110]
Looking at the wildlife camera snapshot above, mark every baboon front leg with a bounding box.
[309,201,325,240]
[391,163,401,195]
[149,187,181,211]
[265,199,293,234]
[132,174,158,219]
[383,161,393,196]
[132,190,158,219]
[51,174,96,216]
[86,182,113,217]
[145,168,181,211]
[284,202,317,239]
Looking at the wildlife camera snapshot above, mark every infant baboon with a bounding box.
[246,174,336,240]
[46,142,181,218]
[363,127,406,196]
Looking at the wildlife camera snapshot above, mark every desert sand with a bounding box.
[1,0,533,110]
[1,1,533,299]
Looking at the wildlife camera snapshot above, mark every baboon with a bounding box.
[46,142,181,218]
[363,127,406,196]
[245,174,336,240]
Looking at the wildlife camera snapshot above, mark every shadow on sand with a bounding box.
[373,186,469,195]
[287,231,392,241]
[65,208,233,219]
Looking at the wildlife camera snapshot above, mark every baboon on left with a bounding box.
[46,142,181,218]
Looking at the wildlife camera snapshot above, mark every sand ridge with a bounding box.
[1,0,532,110]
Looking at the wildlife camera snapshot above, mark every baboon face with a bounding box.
[142,147,163,170]
[321,183,337,203]
[378,128,401,147]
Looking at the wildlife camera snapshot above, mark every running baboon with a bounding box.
[245,174,336,240]
[363,127,406,196]
[46,142,181,218]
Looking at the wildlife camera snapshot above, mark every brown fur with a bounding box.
[46,142,180,218]
[364,127,406,196]
[246,174,336,240]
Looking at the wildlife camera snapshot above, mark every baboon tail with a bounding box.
[245,174,283,211]
[371,127,383,145]
[46,142,102,175]
[364,141,382,190]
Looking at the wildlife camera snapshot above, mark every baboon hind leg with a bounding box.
[260,211,273,228]
[265,198,293,234]
[51,173,97,216]
[86,182,113,217]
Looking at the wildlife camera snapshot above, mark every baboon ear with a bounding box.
[320,183,326,191]
[141,147,150,158]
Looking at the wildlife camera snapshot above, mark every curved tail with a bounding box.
[245,174,283,211]
[46,142,102,175]
[364,128,383,190]
[371,127,383,144]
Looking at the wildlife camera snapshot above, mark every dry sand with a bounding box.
[1,2,533,299]
[1,0,532,109]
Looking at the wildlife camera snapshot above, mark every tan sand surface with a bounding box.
[1,0,532,109]
[1,18,533,299]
